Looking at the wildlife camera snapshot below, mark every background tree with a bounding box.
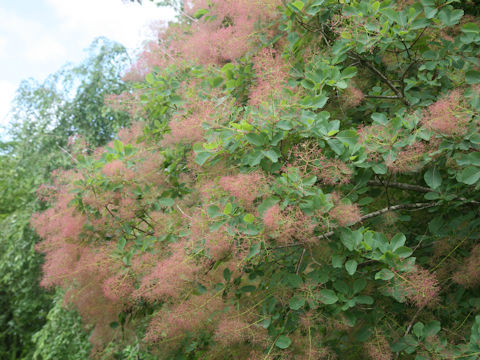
[0,37,131,359]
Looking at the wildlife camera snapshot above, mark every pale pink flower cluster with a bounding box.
[32,191,86,257]
[421,90,470,136]
[162,99,214,146]
[386,142,426,173]
[398,267,439,308]
[263,204,283,230]
[102,273,135,302]
[250,48,290,106]
[301,347,337,360]
[145,293,223,343]
[104,90,145,118]
[219,172,264,207]
[136,151,166,186]
[117,121,144,144]
[102,159,126,177]
[342,85,364,108]
[135,242,199,302]
[214,316,250,346]
[123,41,171,82]
[263,205,316,245]
[329,203,361,227]
[180,0,281,65]
[453,245,480,288]
[204,228,232,260]
[364,334,392,360]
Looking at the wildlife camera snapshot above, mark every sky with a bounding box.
[0,0,176,129]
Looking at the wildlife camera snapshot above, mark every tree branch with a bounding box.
[296,248,306,274]
[270,202,440,249]
[318,202,439,240]
[353,53,410,106]
[364,95,402,100]
[368,181,431,193]
[367,181,480,205]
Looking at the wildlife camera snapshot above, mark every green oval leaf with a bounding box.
[289,295,306,310]
[243,213,255,223]
[245,133,265,147]
[424,166,442,189]
[375,268,395,281]
[459,166,480,185]
[318,289,338,304]
[275,335,292,349]
[345,259,358,276]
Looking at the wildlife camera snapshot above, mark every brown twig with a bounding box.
[364,95,402,100]
[353,53,410,106]
[296,248,306,274]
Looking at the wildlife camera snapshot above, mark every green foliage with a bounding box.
[32,291,91,360]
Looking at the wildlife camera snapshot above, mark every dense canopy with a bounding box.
[26,0,480,359]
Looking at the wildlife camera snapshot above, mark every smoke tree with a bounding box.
[33,1,480,359]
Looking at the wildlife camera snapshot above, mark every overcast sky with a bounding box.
[0,0,175,129]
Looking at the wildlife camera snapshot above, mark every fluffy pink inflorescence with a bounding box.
[122,21,178,81]
[249,48,290,106]
[219,172,264,207]
[329,203,361,227]
[144,293,223,344]
[180,0,281,65]
[162,99,214,146]
[263,205,315,245]
[386,142,426,173]
[117,121,144,144]
[134,241,199,302]
[204,228,232,261]
[102,274,135,302]
[398,267,439,308]
[123,41,171,82]
[364,334,392,360]
[453,245,480,288]
[102,159,127,177]
[214,316,250,346]
[36,243,82,288]
[421,90,470,136]
[263,204,282,230]
[342,85,365,108]
[300,347,337,360]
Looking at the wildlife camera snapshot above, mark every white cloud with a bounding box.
[0,7,68,71]
[0,81,17,128]
[46,0,176,50]
[26,36,66,63]
[0,36,7,54]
